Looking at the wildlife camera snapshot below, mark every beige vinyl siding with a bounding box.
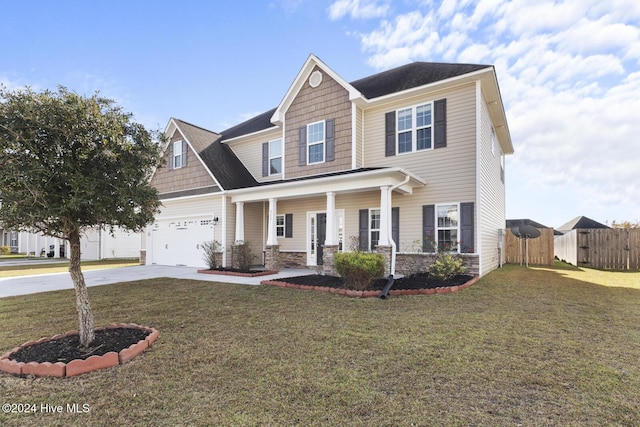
[226,128,283,183]
[242,202,264,264]
[355,105,364,168]
[363,83,477,204]
[478,85,506,275]
[276,198,326,252]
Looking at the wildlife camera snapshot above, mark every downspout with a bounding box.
[387,173,411,276]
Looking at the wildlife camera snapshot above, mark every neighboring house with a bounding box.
[556,215,610,234]
[146,54,514,277]
[506,219,562,235]
[1,228,140,260]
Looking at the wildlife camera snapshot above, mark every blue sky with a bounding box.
[2,0,639,228]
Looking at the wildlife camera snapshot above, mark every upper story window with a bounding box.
[173,141,184,169]
[269,139,282,175]
[397,102,433,154]
[307,120,325,164]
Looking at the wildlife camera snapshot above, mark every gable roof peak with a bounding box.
[270,54,364,126]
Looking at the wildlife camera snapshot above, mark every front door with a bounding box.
[316,213,327,265]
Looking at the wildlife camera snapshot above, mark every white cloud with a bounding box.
[330,0,640,224]
[328,0,390,20]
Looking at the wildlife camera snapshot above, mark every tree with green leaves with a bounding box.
[0,86,163,348]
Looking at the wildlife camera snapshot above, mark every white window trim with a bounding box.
[369,208,381,252]
[173,140,183,169]
[269,138,283,176]
[436,202,460,253]
[307,120,326,165]
[276,214,285,237]
[396,101,434,155]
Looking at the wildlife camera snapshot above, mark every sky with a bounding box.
[1,0,638,229]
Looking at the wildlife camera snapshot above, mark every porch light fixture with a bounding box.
[212,217,219,226]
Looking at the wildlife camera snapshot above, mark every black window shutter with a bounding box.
[434,99,447,149]
[168,142,174,170]
[460,202,474,253]
[262,142,269,177]
[422,205,435,252]
[182,140,188,167]
[392,207,400,248]
[385,111,396,157]
[359,209,369,251]
[325,118,335,162]
[298,126,307,166]
[285,213,293,238]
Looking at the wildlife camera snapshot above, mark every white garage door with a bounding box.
[151,218,214,267]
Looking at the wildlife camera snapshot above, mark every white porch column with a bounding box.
[378,185,391,246]
[266,198,278,246]
[235,201,245,243]
[53,239,60,258]
[325,191,337,245]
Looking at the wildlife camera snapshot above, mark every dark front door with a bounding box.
[316,213,326,265]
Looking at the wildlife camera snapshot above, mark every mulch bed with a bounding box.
[276,272,474,291]
[9,327,149,364]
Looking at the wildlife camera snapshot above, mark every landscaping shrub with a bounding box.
[233,240,254,271]
[429,252,467,281]
[0,245,10,255]
[201,240,222,270]
[335,252,385,290]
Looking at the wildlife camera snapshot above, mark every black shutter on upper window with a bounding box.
[325,118,335,162]
[262,142,269,177]
[392,207,400,248]
[168,142,173,170]
[182,140,188,167]
[299,126,307,166]
[359,209,369,252]
[434,99,447,149]
[285,214,293,238]
[460,202,474,253]
[422,205,435,252]
[385,111,396,157]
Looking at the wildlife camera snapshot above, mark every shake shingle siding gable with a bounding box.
[172,119,258,191]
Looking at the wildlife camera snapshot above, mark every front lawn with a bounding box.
[1,264,639,426]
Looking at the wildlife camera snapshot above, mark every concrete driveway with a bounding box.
[0,264,314,298]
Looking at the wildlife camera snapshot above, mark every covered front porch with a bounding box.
[227,168,425,275]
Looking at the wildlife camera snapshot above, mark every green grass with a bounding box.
[0,259,140,278]
[1,264,639,426]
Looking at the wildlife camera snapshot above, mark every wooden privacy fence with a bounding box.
[504,227,555,266]
[555,228,640,270]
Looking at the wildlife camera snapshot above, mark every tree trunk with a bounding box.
[69,231,95,348]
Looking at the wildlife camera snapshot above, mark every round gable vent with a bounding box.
[309,70,323,88]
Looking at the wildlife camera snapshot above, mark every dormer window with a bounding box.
[173,140,184,169]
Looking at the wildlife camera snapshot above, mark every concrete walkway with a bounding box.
[0,265,315,298]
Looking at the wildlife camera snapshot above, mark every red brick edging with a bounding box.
[197,269,279,277]
[261,276,480,298]
[0,323,159,378]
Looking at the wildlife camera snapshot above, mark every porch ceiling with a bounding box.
[229,167,425,203]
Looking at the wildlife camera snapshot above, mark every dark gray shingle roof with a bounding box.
[218,62,491,140]
[351,62,489,99]
[557,216,610,231]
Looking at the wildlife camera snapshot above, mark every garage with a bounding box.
[150,217,214,267]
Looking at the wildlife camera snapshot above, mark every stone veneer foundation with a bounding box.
[0,323,159,378]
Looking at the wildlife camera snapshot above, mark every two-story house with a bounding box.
[146,54,513,277]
